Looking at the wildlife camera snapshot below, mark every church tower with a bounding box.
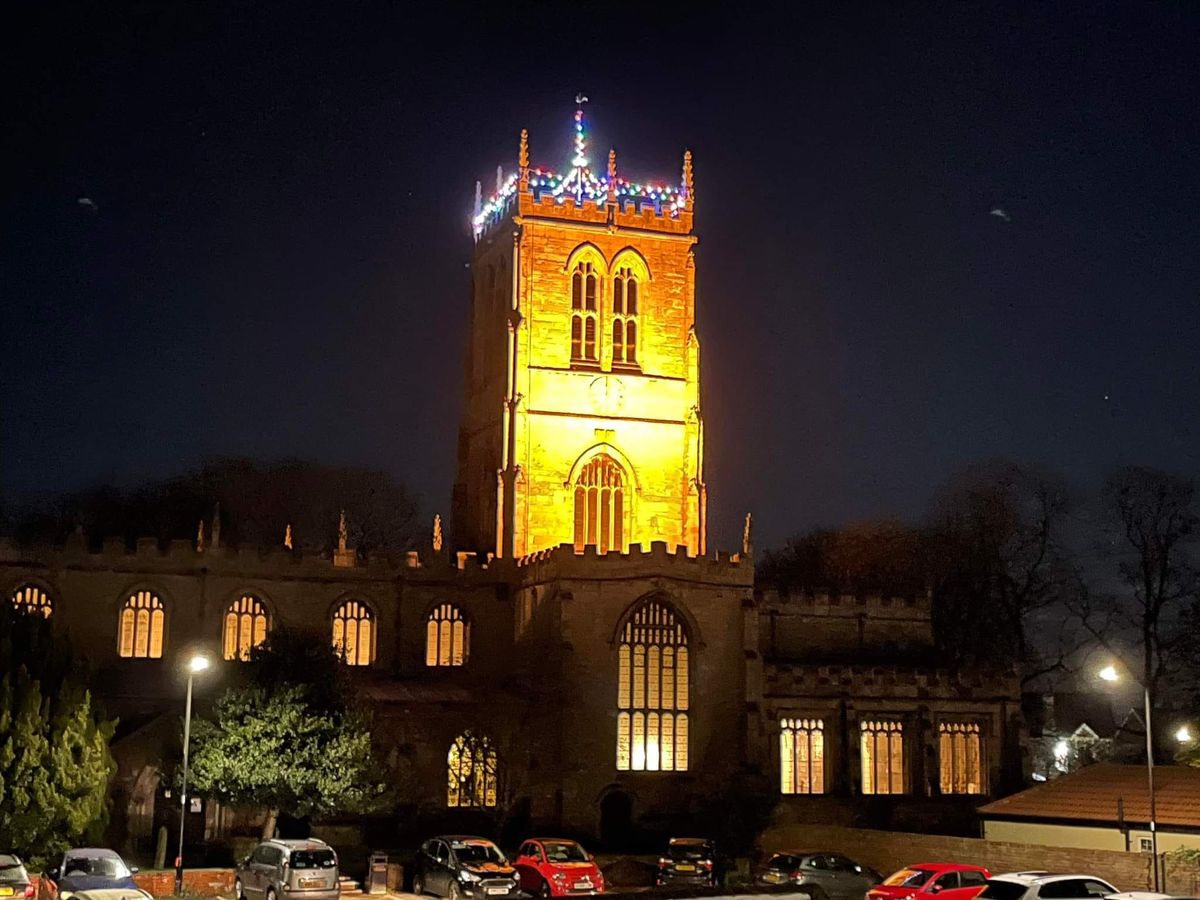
[454,102,706,559]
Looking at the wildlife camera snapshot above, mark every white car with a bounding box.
[1107,893,1197,900]
[978,873,1119,900]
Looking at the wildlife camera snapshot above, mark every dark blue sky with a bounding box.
[5,1,1199,551]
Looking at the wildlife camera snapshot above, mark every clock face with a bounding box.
[589,375,626,415]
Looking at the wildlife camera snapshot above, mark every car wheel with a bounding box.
[413,876,425,896]
[807,887,828,900]
[267,888,277,900]
[448,883,461,900]
[235,879,245,900]
[537,879,552,899]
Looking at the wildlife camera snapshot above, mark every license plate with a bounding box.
[486,888,508,895]
[0,889,13,896]
[300,879,324,888]
[575,881,592,889]
[676,865,695,872]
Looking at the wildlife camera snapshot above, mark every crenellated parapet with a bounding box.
[514,540,752,587]
[756,587,932,618]
[765,659,1021,700]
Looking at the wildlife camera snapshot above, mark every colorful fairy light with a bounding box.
[472,103,687,238]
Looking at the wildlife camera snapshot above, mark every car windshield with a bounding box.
[63,856,131,879]
[453,843,506,865]
[977,881,1028,900]
[669,844,712,860]
[884,869,934,888]
[291,850,336,870]
[0,859,29,884]
[542,843,588,863]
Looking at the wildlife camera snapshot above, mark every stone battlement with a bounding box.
[756,588,932,618]
[514,540,752,586]
[765,660,1021,699]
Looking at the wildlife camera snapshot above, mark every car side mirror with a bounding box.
[46,869,60,881]
[929,886,942,894]
[129,867,140,875]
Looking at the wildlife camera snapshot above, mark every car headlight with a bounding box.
[460,872,481,883]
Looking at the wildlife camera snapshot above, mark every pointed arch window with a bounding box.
[573,454,625,553]
[570,261,598,364]
[425,602,470,667]
[860,719,905,794]
[612,266,639,366]
[223,594,270,661]
[939,721,984,794]
[447,731,498,808]
[617,600,689,772]
[332,599,375,667]
[11,584,52,617]
[119,590,165,659]
[780,718,825,794]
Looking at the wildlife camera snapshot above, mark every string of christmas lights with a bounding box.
[472,105,687,237]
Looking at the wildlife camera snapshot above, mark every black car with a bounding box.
[413,836,521,900]
[0,855,34,900]
[656,838,719,888]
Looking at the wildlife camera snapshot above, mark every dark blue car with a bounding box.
[49,850,139,894]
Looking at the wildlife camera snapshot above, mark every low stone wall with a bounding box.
[760,825,1160,892]
[134,867,235,897]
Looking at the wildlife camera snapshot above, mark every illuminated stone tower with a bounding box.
[454,102,707,558]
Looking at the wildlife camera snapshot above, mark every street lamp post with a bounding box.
[176,654,210,896]
[1098,664,1158,891]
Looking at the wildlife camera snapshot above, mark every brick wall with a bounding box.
[761,825,1161,892]
[133,867,234,897]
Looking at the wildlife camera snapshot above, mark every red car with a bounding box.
[514,839,604,897]
[868,864,991,900]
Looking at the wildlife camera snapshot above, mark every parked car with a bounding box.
[234,838,340,900]
[977,873,1118,900]
[58,890,152,900]
[413,836,520,900]
[0,856,34,900]
[656,838,719,888]
[1107,894,1199,900]
[757,852,882,900]
[868,864,991,900]
[45,850,139,895]
[514,839,603,897]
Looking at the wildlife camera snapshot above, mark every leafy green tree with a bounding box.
[0,606,116,867]
[188,629,387,839]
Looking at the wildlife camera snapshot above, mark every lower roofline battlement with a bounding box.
[514,540,753,586]
[756,587,933,616]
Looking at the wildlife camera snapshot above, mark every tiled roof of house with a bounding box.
[979,763,1200,828]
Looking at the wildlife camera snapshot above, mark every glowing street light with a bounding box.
[1177,726,1193,744]
[1097,661,1159,890]
[176,654,211,895]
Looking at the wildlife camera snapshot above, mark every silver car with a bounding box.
[236,839,340,900]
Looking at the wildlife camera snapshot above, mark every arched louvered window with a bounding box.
[332,599,375,666]
[447,731,498,808]
[780,718,825,794]
[612,267,639,365]
[119,590,165,659]
[616,600,689,772]
[223,594,270,661]
[573,454,626,553]
[570,261,598,363]
[11,584,52,617]
[425,603,470,667]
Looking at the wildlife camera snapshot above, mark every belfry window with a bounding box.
[425,602,470,667]
[570,261,598,363]
[332,599,374,666]
[119,590,165,659]
[11,584,52,617]
[616,600,689,772]
[860,719,905,794]
[780,717,825,794]
[447,731,498,808]
[612,267,639,365]
[573,454,625,553]
[939,721,984,794]
[223,594,270,661]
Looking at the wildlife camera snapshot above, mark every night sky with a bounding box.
[5,1,1199,551]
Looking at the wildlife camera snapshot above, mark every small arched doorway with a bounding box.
[599,789,633,849]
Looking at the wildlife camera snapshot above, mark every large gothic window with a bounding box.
[573,455,626,553]
[612,267,639,365]
[616,600,689,772]
[780,717,825,794]
[860,719,905,794]
[119,590,165,659]
[11,584,52,617]
[332,599,374,667]
[570,261,598,364]
[939,721,984,794]
[447,732,498,808]
[223,594,270,661]
[425,603,470,667]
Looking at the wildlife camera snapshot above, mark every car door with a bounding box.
[434,842,453,897]
[828,856,874,900]
[803,855,840,898]
[927,871,963,900]
[956,870,988,900]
